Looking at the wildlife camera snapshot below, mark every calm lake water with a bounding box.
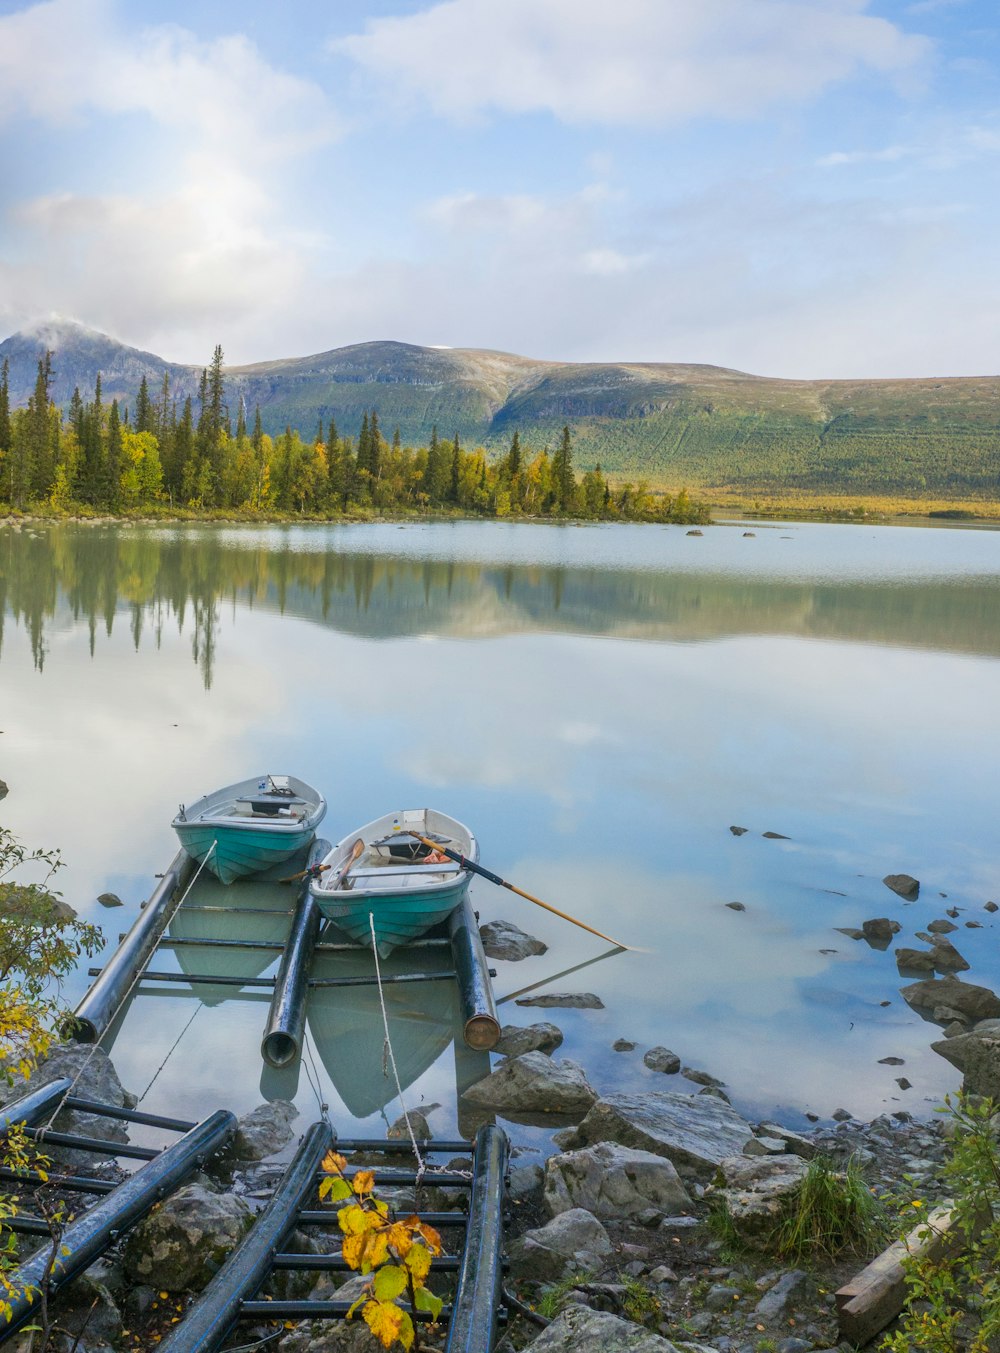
[2,518,999,1151]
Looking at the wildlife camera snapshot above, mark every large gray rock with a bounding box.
[544,1141,692,1219]
[710,1154,809,1242]
[884,873,920,900]
[461,1052,596,1115]
[754,1270,816,1322]
[232,1100,299,1160]
[902,976,1000,1020]
[862,918,901,942]
[644,1047,681,1074]
[479,919,548,960]
[929,937,970,973]
[932,1031,1000,1098]
[507,1207,612,1282]
[895,948,936,973]
[495,1022,564,1057]
[0,1044,133,1166]
[572,1092,754,1177]
[123,1183,252,1290]
[524,1305,700,1352]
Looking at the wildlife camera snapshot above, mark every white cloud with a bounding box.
[818,144,913,166]
[0,0,340,360]
[335,0,929,127]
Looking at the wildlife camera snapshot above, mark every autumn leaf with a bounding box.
[352,1169,376,1196]
[413,1285,444,1320]
[372,1265,408,1302]
[318,1176,352,1203]
[404,1216,443,1255]
[404,1244,432,1286]
[321,1150,348,1175]
[385,1220,414,1257]
[338,1203,373,1236]
[363,1298,406,1350]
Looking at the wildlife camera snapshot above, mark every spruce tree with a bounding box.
[104,400,122,509]
[236,397,247,441]
[135,376,153,433]
[552,425,576,512]
[252,406,263,453]
[0,360,10,462]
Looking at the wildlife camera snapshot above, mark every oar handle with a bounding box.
[414,836,633,950]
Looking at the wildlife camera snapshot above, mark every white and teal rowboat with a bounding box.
[172,775,327,885]
[310,807,477,958]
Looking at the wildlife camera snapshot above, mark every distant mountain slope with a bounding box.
[3,321,999,496]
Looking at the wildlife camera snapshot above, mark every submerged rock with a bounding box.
[461,1051,597,1114]
[572,1091,754,1177]
[97,892,124,908]
[902,975,1000,1020]
[544,1141,692,1219]
[495,1022,564,1057]
[478,919,548,961]
[643,1047,681,1074]
[232,1100,299,1160]
[884,873,920,901]
[515,991,604,1009]
[862,917,901,942]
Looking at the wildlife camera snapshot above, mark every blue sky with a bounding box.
[0,0,998,377]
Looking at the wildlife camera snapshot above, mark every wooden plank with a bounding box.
[835,1205,958,1345]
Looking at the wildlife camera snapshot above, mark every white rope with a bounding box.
[368,912,426,1181]
[39,843,218,1132]
[301,1029,330,1124]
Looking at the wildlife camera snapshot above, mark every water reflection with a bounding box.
[2,521,1000,1137]
[2,524,999,689]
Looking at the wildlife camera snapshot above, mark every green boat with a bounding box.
[310,808,477,958]
[172,775,327,885]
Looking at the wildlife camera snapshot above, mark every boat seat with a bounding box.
[347,864,462,878]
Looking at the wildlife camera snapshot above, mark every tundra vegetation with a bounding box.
[0,350,708,524]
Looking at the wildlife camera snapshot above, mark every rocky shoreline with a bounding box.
[5,895,997,1353]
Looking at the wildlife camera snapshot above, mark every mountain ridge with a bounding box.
[2,321,999,496]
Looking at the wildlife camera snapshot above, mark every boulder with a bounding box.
[461,1052,597,1115]
[884,874,920,901]
[862,918,901,942]
[572,1092,754,1177]
[0,1044,133,1166]
[613,1039,637,1052]
[929,937,970,973]
[544,1141,692,1219]
[682,1067,725,1088]
[895,948,936,973]
[753,1123,816,1159]
[931,1031,1000,1098]
[97,892,123,908]
[754,1270,816,1322]
[232,1100,299,1160]
[123,1183,252,1290]
[729,826,748,836]
[515,992,604,1009]
[928,919,958,934]
[507,1208,612,1282]
[495,1023,564,1057]
[387,1109,431,1140]
[643,1047,681,1074]
[522,1304,700,1351]
[479,919,547,960]
[902,976,1000,1020]
[710,1154,809,1242]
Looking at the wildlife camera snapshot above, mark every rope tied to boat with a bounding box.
[39,842,219,1133]
[368,911,427,1185]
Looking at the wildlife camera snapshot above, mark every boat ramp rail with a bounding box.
[0,1080,513,1353]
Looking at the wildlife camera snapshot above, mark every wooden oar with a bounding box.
[281,837,364,885]
[414,835,636,950]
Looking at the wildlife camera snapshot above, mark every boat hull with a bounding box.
[318,876,472,957]
[174,821,316,886]
[172,774,326,886]
[311,808,477,957]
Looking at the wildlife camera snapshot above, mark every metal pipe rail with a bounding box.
[86,967,458,990]
[157,1126,507,1353]
[261,838,327,1068]
[0,1108,237,1340]
[72,849,194,1042]
[449,896,501,1051]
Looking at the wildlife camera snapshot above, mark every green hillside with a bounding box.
[2,322,999,499]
